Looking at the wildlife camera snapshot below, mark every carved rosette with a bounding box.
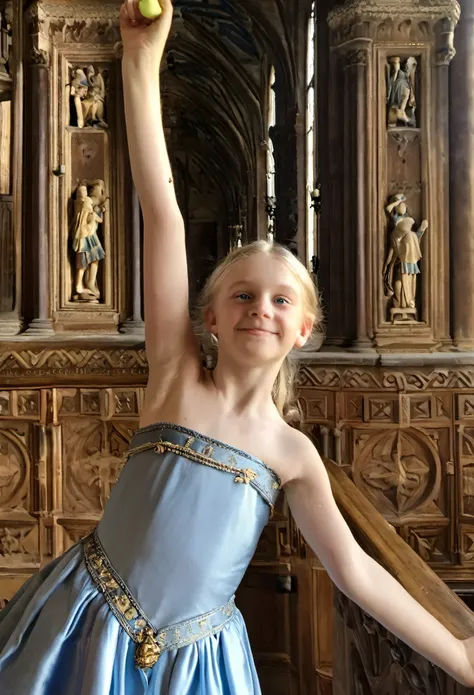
[353,428,441,516]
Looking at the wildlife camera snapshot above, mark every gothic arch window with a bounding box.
[266,66,276,241]
[306,1,317,268]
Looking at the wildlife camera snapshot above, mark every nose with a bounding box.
[248,296,273,318]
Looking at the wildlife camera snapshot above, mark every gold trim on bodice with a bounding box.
[121,441,258,485]
[83,531,236,670]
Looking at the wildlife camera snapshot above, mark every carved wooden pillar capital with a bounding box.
[435,17,457,66]
[24,0,47,35]
[342,46,370,68]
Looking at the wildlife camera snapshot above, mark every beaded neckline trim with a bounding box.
[134,420,281,485]
[121,438,279,513]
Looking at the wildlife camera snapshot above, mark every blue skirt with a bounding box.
[75,231,105,268]
[0,544,261,695]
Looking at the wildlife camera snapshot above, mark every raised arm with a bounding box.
[285,437,474,687]
[120,0,198,375]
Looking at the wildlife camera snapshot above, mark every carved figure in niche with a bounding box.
[71,180,106,302]
[70,69,89,128]
[69,65,107,128]
[386,56,417,128]
[383,193,428,322]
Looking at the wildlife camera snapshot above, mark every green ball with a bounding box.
[138,0,162,19]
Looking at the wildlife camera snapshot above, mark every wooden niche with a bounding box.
[52,45,125,333]
[328,0,458,352]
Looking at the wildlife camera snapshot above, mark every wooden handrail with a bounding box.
[325,457,474,639]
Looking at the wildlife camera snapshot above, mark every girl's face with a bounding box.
[207,253,313,367]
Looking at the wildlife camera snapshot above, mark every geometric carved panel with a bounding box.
[62,419,129,515]
[410,394,451,421]
[353,428,441,517]
[458,427,474,522]
[344,393,363,421]
[0,425,38,568]
[298,390,333,422]
[457,394,474,420]
[363,396,398,423]
[0,428,30,512]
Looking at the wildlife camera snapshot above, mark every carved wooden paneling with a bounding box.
[0,386,141,582]
[0,423,38,569]
[298,389,334,423]
[353,428,441,515]
[333,589,453,695]
[0,381,315,695]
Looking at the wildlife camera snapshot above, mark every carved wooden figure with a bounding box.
[70,68,88,128]
[386,56,417,129]
[71,180,106,302]
[383,194,428,322]
[70,64,107,129]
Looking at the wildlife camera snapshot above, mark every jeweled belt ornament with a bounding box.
[83,530,236,670]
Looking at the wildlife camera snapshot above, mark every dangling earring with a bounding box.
[210,333,219,346]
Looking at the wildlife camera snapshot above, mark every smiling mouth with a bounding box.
[238,328,276,336]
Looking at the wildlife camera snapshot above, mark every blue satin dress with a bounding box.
[0,422,280,694]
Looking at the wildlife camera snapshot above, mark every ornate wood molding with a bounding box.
[298,365,474,392]
[0,349,148,383]
[328,0,460,33]
[25,1,121,45]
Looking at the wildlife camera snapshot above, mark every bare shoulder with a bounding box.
[271,424,322,486]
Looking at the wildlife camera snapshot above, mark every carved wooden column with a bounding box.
[0,1,22,336]
[23,2,53,335]
[121,184,144,334]
[344,47,372,349]
[23,48,53,334]
[435,18,457,348]
[451,0,474,350]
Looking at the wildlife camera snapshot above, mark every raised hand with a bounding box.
[120,0,173,57]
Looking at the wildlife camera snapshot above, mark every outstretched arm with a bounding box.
[121,0,198,374]
[285,438,474,687]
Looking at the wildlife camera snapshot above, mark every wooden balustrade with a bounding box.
[326,458,474,695]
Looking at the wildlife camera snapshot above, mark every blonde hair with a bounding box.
[195,240,323,422]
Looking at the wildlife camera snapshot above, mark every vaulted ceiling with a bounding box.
[161,0,311,246]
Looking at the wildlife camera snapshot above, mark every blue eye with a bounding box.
[274,297,289,304]
[236,293,251,301]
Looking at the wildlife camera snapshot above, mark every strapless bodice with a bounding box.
[97,422,281,630]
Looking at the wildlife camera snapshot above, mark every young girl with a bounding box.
[0,1,473,692]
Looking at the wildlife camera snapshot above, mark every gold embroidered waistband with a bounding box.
[83,530,236,670]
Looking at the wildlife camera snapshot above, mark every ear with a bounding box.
[205,306,218,336]
[294,317,313,349]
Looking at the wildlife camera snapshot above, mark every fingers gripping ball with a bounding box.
[138,0,163,19]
